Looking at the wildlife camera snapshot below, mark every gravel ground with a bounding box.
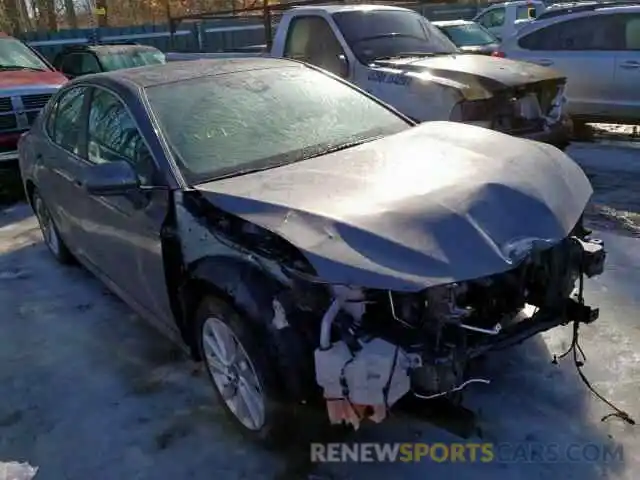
[1,138,639,480]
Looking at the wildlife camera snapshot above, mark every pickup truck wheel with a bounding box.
[195,295,294,446]
[33,189,74,265]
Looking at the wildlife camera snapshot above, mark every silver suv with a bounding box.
[497,3,640,125]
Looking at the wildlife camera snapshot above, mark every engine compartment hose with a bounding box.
[319,299,342,350]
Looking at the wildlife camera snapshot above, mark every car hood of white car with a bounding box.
[372,53,565,98]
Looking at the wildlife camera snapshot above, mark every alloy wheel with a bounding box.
[202,316,266,431]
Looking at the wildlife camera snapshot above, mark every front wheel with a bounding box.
[195,295,293,445]
[32,189,74,264]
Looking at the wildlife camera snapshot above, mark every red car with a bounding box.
[0,32,67,164]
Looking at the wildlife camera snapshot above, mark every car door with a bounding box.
[612,13,640,120]
[515,14,618,118]
[282,15,350,79]
[78,86,177,332]
[36,86,91,255]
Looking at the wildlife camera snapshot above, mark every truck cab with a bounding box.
[0,33,67,164]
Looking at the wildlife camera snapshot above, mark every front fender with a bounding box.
[395,75,465,122]
[188,255,282,324]
[186,255,317,401]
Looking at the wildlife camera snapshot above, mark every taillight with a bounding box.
[492,51,506,58]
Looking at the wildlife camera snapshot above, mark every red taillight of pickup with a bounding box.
[492,51,506,58]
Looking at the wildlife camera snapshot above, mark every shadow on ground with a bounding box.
[0,164,25,209]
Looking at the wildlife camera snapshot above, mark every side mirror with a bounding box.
[82,160,139,196]
[337,54,350,78]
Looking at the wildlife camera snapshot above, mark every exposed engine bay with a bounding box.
[307,227,605,428]
[178,190,606,430]
[448,79,566,135]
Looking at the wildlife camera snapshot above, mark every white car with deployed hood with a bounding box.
[168,3,572,148]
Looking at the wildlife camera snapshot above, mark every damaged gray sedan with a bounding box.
[18,58,606,443]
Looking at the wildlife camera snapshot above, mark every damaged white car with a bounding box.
[169,2,573,149]
[19,58,606,443]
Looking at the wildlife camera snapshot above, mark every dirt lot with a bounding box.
[1,140,639,480]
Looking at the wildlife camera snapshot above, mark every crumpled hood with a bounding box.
[374,53,564,92]
[194,122,592,291]
[0,70,67,89]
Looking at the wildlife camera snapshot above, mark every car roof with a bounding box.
[62,43,161,54]
[507,2,640,40]
[536,1,640,18]
[433,19,475,26]
[483,0,542,7]
[292,4,412,13]
[101,57,305,89]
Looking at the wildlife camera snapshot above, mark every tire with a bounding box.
[32,189,74,265]
[195,295,302,446]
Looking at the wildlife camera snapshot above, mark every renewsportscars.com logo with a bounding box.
[310,442,624,464]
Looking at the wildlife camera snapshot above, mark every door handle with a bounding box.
[536,59,553,66]
[619,60,640,69]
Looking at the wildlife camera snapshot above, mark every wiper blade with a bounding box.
[305,137,382,159]
[207,164,283,181]
[204,137,382,182]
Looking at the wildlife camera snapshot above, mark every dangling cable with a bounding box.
[553,257,635,425]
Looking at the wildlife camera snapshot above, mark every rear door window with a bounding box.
[519,15,620,50]
[623,15,640,50]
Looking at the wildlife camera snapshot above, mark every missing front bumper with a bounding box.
[466,298,599,360]
[516,114,572,148]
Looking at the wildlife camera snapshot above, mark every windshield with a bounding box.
[0,38,51,71]
[145,66,410,184]
[439,23,498,47]
[332,10,458,64]
[97,48,165,71]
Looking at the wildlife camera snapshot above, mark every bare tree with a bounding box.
[44,0,56,30]
[2,0,23,35]
[18,0,32,31]
[96,0,107,26]
[64,0,78,28]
